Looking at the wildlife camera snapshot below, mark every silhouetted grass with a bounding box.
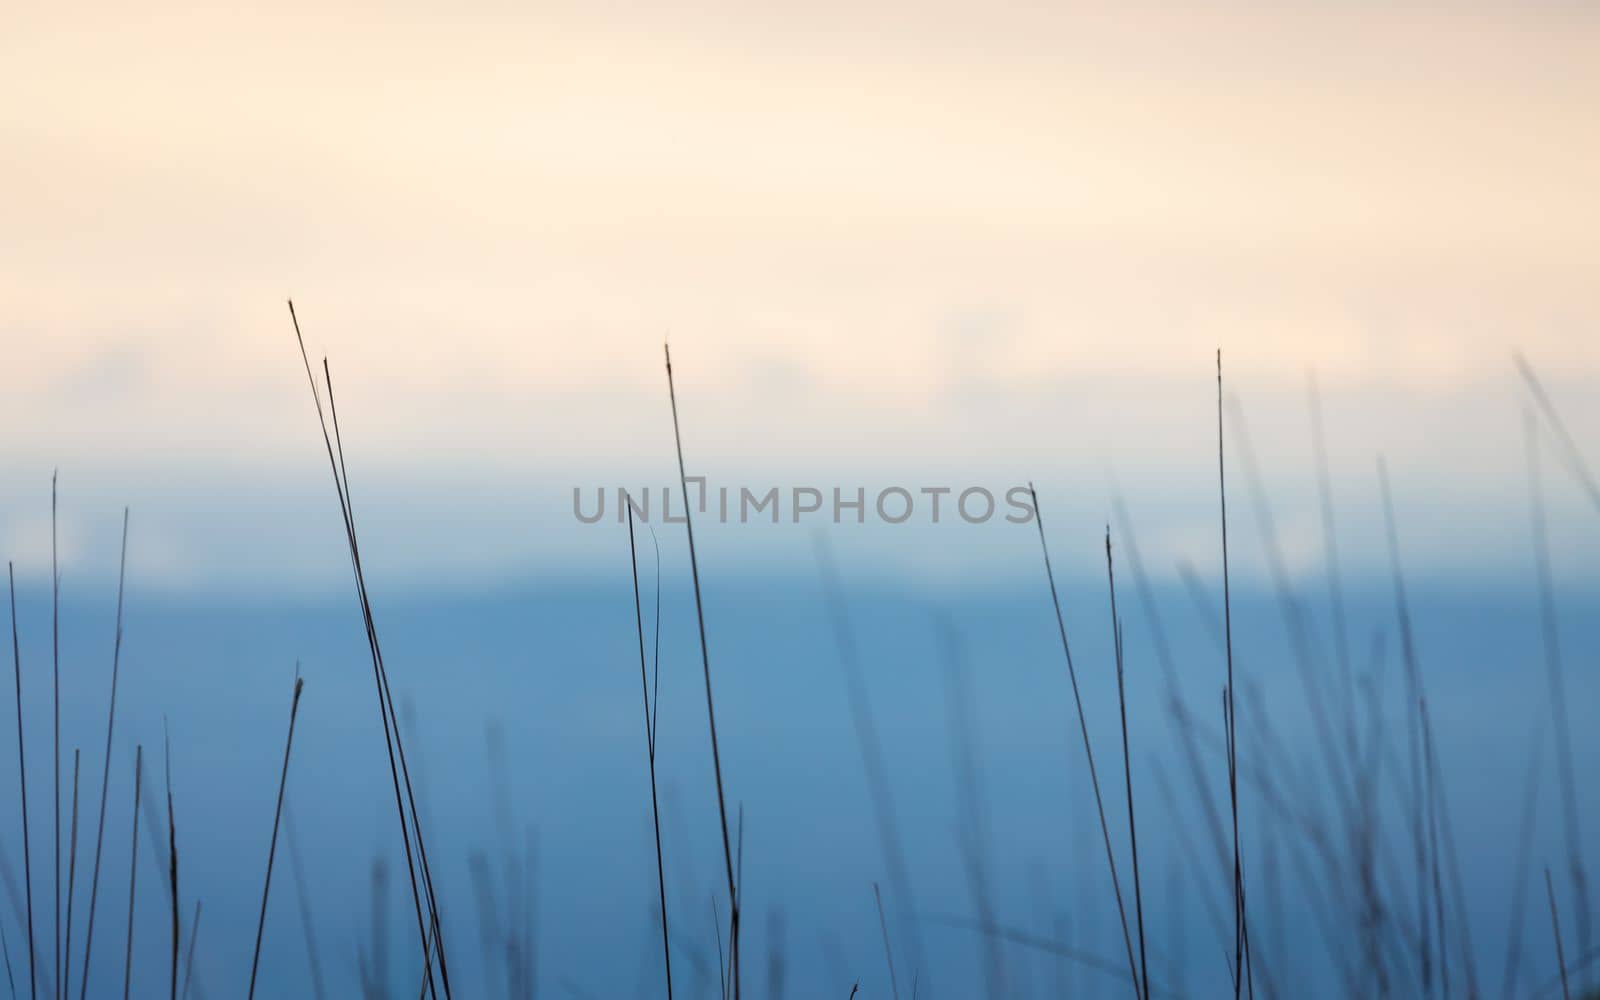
[1215,351,1252,1000]
[663,342,741,999]
[1030,483,1140,994]
[122,744,142,1000]
[1105,531,1151,1000]
[63,746,78,1000]
[50,473,59,1000]
[1549,868,1572,1000]
[180,900,199,1000]
[1527,407,1593,977]
[3,344,1597,999]
[872,882,900,1000]
[77,506,128,1000]
[627,497,675,1000]
[247,675,305,999]
[8,562,37,1000]
[164,723,181,1000]
[289,301,451,998]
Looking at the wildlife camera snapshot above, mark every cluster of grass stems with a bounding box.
[0,308,1594,1000]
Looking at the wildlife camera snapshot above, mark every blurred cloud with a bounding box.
[2,2,1597,587]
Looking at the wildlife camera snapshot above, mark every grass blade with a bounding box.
[77,508,129,1000]
[163,725,178,1000]
[50,476,59,1000]
[626,498,674,1000]
[1214,352,1250,1000]
[179,900,200,1000]
[1547,868,1572,1000]
[61,750,79,1000]
[1525,411,1591,973]
[121,747,142,1000]
[247,676,305,999]
[662,343,740,999]
[1028,484,1139,996]
[872,883,900,1000]
[8,565,36,1000]
[287,302,449,998]
[1106,532,1151,1000]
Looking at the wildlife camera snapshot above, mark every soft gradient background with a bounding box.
[2,3,1598,998]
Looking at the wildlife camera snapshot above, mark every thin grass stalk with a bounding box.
[1423,696,1481,997]
[927,915,1171,997]
[465,853,500,996]
[1222,401,1363,844]
[1105,533,1151,1000]
[872,883,901,1000]
[288,302,427,930]
[1151,760,1234,978]
[1165,857,1184,992]
[77,508,129,1000]
[1377,457,1432,997]
[626,499,674,1000]
[1028,484,1139,995]
[479,727,522,996]
[1525,412,1591,974]
[416,947,434,1000]
[1355,645,1390,998]
[287,302,444,998]
[1215,352,1249,1000]
[0,815,54,992]
[712,898,727,1000]
[121,746,142,1000]
[1529,949,1600,1000]
[1516,353,1600,512]
[1501,734,1544,995]
[1116,500,1286,999]
[521,827,538,999]
[1234,399,1367,826]
[8,565,36,1000]
[2,913,16,999]
[247,677,304,999]
[1547,868,1572,1000]
[163,725,178,1000]
[1173,667,1357,987]
[1229,399,1363,957]
[1421,699,1447,998]
[415,923,436,1000]
[321,360,454,972]
[1363,640,1388,992]
[179,901,199,1000]
[319,359,453,997]
[50,475,60,1000]
[1308,374,1394,989]
[61,750,79,1000]
[1220,692,1258,1000]
[662,343,740,999]
[1307,371,1359,757]
[733,805,744,998]
[320,375,452,1000]
[649,524,662,757]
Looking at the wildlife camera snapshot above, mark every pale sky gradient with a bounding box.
[3,3,1598,588]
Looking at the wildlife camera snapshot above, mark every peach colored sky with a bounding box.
[3,3,1597,587]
